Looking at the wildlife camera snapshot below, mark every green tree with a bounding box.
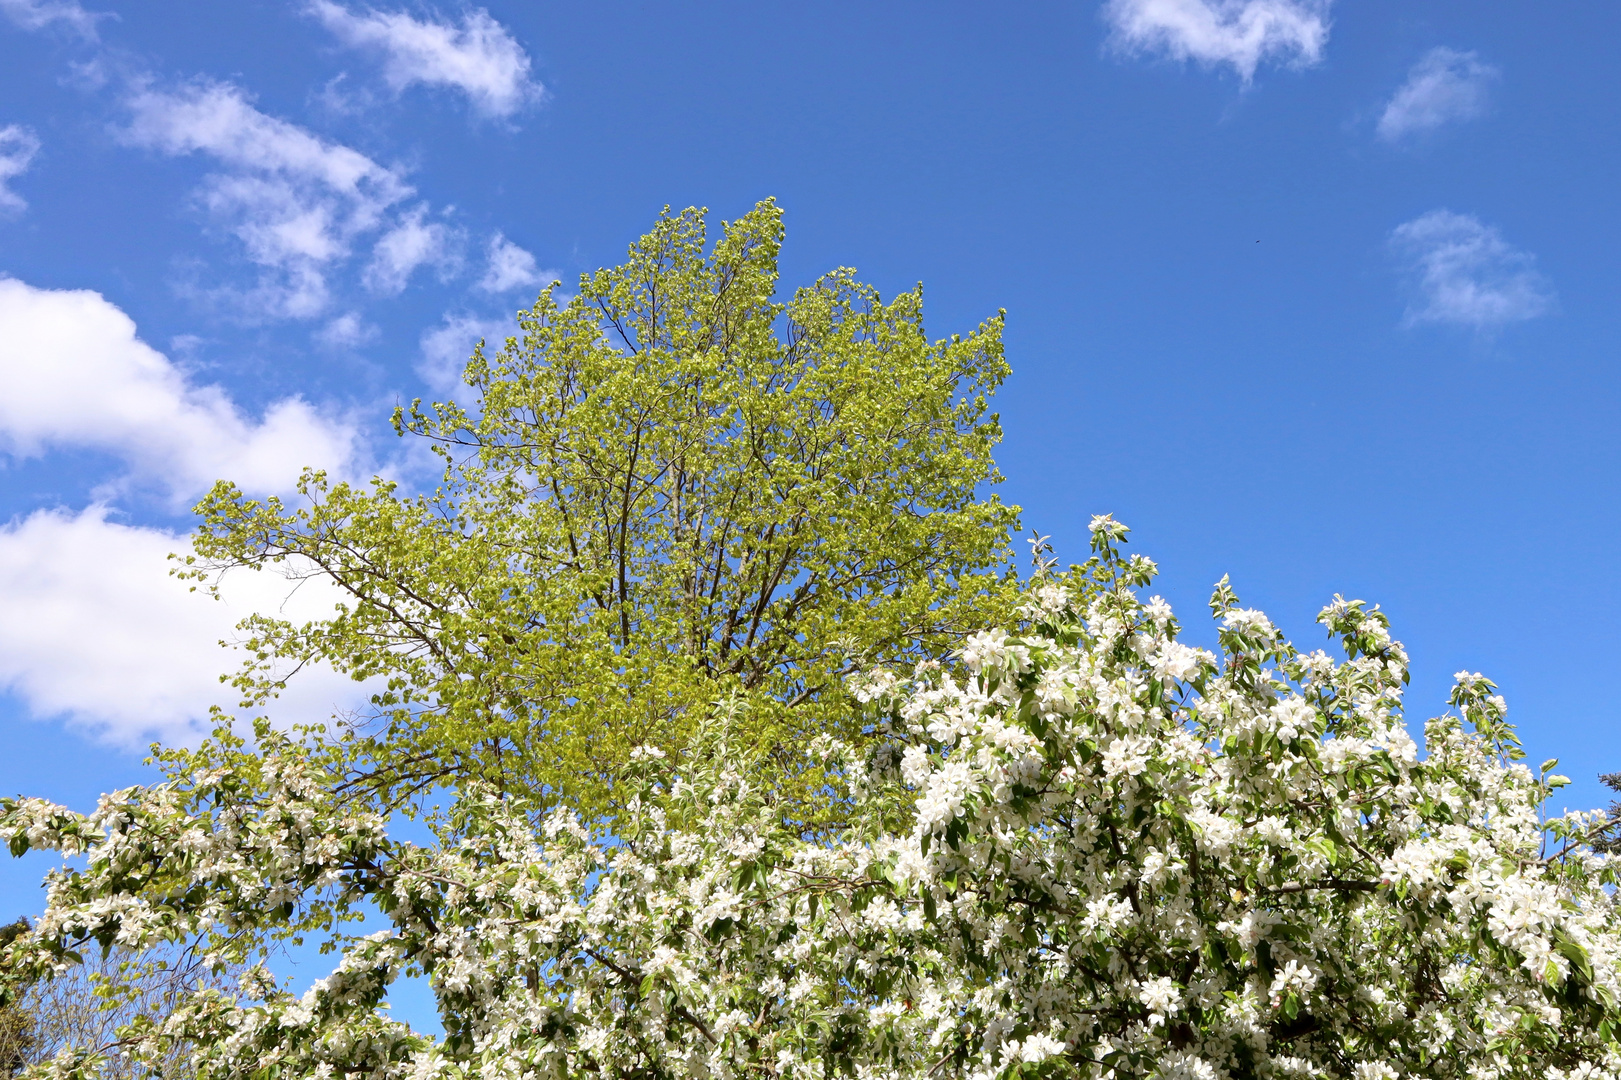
[187,199,1019,822]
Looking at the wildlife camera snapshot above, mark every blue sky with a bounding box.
[0,0,1618,924]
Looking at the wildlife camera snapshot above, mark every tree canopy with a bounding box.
[186,198,1020,822]
[6,520,1619,1080]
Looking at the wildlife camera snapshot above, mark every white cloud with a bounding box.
[307,1,542,118]
[419,312,511,392]
[0,124,39,213]
[121,80,420,318]
[1103,0,1330,83]
[1377,48,1497,142]
[0,506,369,746]
[4,22,500,751]
[0,278,363,501]
[1390,210,1554,330]
[315,311,378,348]
[124,81,400,193]
[363,204,459,294]
[0,282,374,743]
[0,0,102,38]
[476,231,554,293]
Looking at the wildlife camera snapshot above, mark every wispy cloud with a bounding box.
[315,310,378,348]
[363,203,461,294]
[307,1,542,118]
[120,79,430,318]
[1378,48,1497,142]
[476,231,554,293]
[1390,210,1554,330]
[419,311,511,392]
[0,124,40,213]
[1103,0,1330,83]
[0,0,103,39]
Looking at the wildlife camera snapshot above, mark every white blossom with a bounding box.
[0,523,1615,1080]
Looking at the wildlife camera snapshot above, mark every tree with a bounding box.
[185,198,1020,823]
[1596,771,1621,854]
[0,924,32,1078]
[0,921,234,1080]
[7,518,1618,1080]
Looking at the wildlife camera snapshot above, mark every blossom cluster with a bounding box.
[1,517,1617,1080]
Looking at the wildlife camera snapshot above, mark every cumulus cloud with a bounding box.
[476,231,554,293]
[0,282,374,744]
[1377,48,1497,142]
[0,278,363,501]
[363,204,460,294]
[1390,210,1554,330]
[419,312,512,392]
[0,506,370,746]
[0,0,102,38]
[121,80,422,318]
[307,1,542,118]
[1103,0,1330,83]
[0,124,40,213]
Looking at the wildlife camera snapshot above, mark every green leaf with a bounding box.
[185,199,1022,831]
[1555,934,1594,984]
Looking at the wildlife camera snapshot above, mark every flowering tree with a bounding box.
[3,518,1617,1080]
